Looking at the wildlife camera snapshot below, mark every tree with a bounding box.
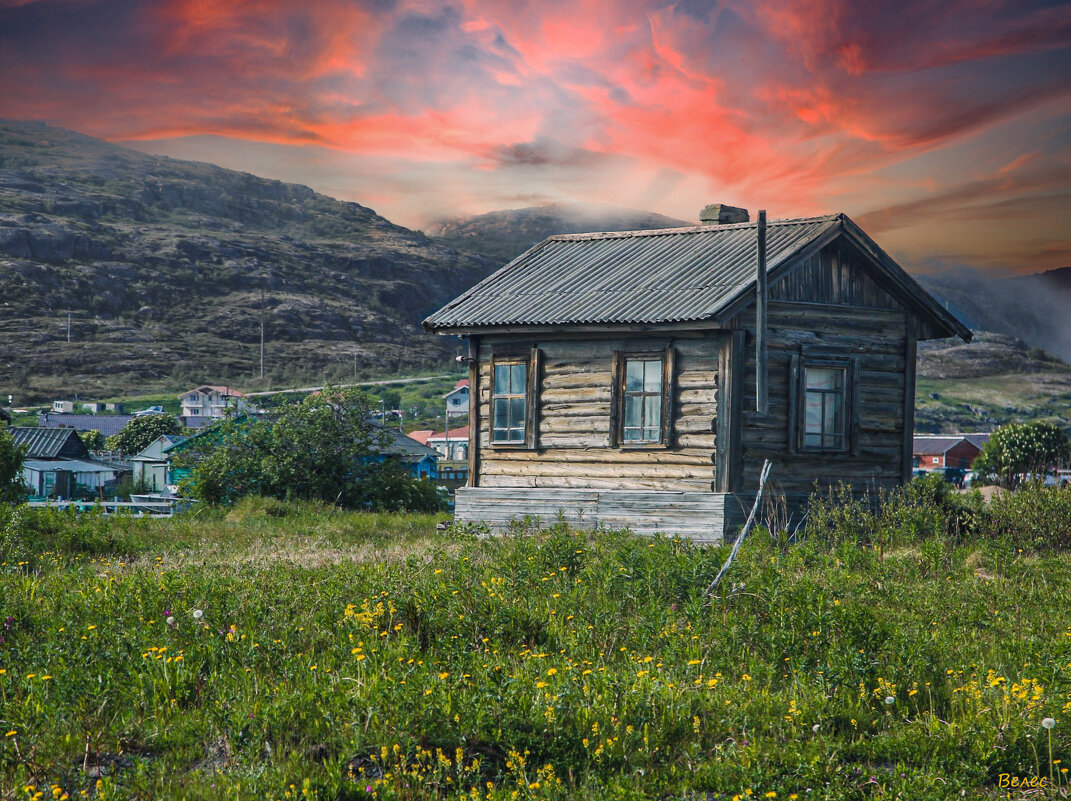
[973,421,1071,488]
[0,427,27,503]
[106,415,180,455]
[78,429,105,451]
[182,388,442,510]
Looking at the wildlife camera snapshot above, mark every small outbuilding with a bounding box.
[425,207,972,540]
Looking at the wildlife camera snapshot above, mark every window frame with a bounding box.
[488,349,541,449]
[611,349,676,450]
[789,353,859,455]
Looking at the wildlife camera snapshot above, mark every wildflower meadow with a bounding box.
[1,487,1070,800]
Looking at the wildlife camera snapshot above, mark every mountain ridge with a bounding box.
[0,120,496,402]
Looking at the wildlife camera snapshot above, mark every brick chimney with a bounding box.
[700,204,749,225]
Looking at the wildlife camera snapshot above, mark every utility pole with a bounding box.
[67,312,71,343]
[259,285,265,380]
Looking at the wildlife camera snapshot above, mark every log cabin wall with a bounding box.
[474,333,720,492]
[735,241,913,495]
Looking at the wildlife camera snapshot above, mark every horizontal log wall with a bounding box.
[476,334,719,491]
[737,297,911,494]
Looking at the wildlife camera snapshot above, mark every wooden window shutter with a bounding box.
[527,346,542,450]
[608,350,623,448]
[849,356,861,457]
[661,346,677,448]
[786,353,800,454]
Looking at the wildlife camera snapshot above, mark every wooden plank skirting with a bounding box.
[454,488,756,542]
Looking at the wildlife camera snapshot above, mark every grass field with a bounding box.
[1,492,1070,800]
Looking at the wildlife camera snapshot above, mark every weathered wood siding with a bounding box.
[771,241,902,309]
[735,243,912,493]
[475,334,719,491]
[456,487,747,541]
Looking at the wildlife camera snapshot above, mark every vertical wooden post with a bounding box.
[756,210,768,415]
[467,335,480,488]
[901,318,917,485]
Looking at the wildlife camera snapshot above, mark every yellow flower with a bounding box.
[546,668,558,676]
[688,659,702,666]
[742,674,752,681]
[4,731,15,737]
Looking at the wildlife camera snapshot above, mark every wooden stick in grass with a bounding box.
[705,459,773,597]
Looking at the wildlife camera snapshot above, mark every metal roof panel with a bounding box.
[425,216,840,329]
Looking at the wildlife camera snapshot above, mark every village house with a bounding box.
[178,385,250,418]
[425,206,972,540]
[444,379,470,415]
[912,433,990,472]
[9,427,129,498]
[131,434,187,492]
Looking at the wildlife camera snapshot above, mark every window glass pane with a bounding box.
[623,395,641,428]
[643,426,660,441]
[644,395,661,431]
[625,360,643,392]
[494,365,509,396]
[623,427,641,441]
[806,367,839,391]
[511,363,526,394]
[643,360,662,393]
[804,396,822,433]
[804,432,821,447]
[509,397,525,429]
[823,394,840,436]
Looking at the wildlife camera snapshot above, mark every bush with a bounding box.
[357,462,449,513]
[805,474,1071,555]
[982,482,1071,552]
[972,421,1070,488]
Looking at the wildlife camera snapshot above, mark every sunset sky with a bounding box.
[1,0,1069,275]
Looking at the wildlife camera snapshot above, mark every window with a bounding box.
[612,349,674,448]
[492,361,527,443]
[623,358,663,443]
[802,365,846,450]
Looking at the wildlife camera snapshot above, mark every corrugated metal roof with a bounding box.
[425,216,840,329]
[373,424,441,460]
[9,427,89,458]
[23,458,122,474]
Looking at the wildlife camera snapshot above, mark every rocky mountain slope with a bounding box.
[0,121,497,402]
[427,203,690,265]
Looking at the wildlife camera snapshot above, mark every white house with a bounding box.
[178,385,250,418]
[427,426,470,462]
[443,379,470,415]
[131,434,187,492]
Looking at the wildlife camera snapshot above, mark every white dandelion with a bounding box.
[192,609,203,620]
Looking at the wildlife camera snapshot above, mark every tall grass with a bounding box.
[0,491,1068,800]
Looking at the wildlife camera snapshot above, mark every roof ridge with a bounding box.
[548,214,842,242]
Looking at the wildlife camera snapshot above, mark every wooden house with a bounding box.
[9,427,129,498]
[912,435,985,471]
[424,207,972,540]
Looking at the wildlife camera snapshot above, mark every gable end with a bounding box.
[770,241,904,310]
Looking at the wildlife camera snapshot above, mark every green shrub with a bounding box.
[982,482,1071,552]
